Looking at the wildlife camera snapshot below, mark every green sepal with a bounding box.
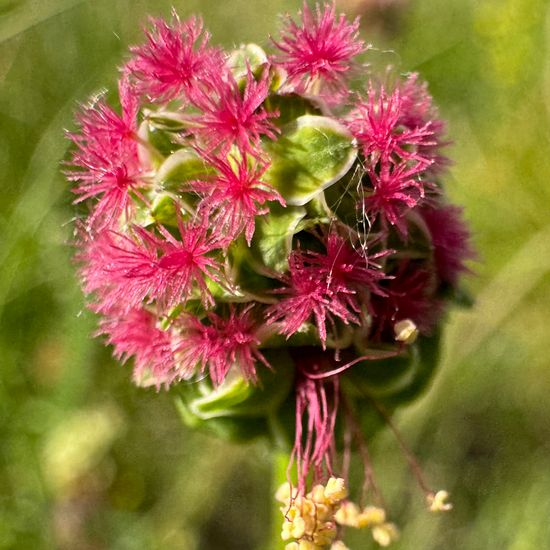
[265,93,321,126]
[156,148,215,194]
[175,397,268,443]
[264,115,358,206]
[228,43,268,81]
[250,203,306,272]
[150,193,178,226]
[342,330,442,405]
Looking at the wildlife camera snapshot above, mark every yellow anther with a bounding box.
[290,515,307,539]
[357,505,386,528]
[324,477,348,502]
[334,501,360,527]
[330,541,350,550]
[310,484,326,503]
[285,543,300,550]
[427,490,453,512]
[394,318,419,344]
[276,482,293,503]
[371,522,399,547]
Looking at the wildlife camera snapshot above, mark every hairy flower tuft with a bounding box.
[273,1,366,99]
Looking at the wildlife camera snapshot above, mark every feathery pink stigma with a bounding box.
[67,81,143,229]
[346,84,436,167]
[306,232,388,295]
[192,151,285,244]
[273,1,366,97]
[398,73,450,171]
[190,68,279,155]
[421,205,474,286]
[127,12,223,103]
[81,220,224,313]
[174,306,270,386]
[68,138,142,230]
[290,362,339,495]
[266,247,362,346]
[363,160,431,235]
[98,307,175,387]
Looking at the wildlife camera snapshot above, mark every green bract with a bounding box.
[264,115,357,206]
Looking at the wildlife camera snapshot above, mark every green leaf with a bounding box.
[190,375,254,420]
[342,331,442,405]
[228,43,268,80]
[156,148,216,193]
[265,93,321,126]
[250,203,306,272]
[150,193,178,226]
[264,115,357,206]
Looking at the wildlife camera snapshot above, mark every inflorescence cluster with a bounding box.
[67,3,473,548]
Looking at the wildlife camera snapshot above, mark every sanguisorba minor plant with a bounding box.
[66,2,474,548]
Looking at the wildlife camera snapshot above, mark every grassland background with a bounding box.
[1,0,550,548]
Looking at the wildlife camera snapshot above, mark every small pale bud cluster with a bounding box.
[335,502,399,547]
[277,478,400,549]
[427,490,453,512]
[277,478,348,549]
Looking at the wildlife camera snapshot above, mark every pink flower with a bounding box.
[98,307,176,387]
[345,84,436,167]
[191,150,285,244]
[265,232,388,347]
[81,219,224,313]
[363,160,431,234]
[272,1,366,98]
[421,204,474,286]
[306,232,388,295]
[67,79,144,230]
[174,305,270,385]
[189,68,279,155]
[127,11,223,103]
[72,76,138,146]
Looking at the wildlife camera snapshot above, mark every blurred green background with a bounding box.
[1,0,549,548]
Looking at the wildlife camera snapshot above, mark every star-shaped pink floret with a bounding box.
[81,219,224,313]
[191,150,285,244]
[127,11,223,103]
[174,305,270,386]
[190,68,279,155]
[272,1,366,98]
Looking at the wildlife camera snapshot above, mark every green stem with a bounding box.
[267,447,291,550]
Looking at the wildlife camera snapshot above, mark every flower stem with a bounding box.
[268,448,290,550]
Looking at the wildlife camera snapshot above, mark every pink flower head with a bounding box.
[99,307,175,387]
[272,1,366,98]
[67,78,143,230]
[174,305,270,386]
[266,245,365,347]
[68,135,143,231]
[306,231,389,295]
[189,67,279,155]
[191,150,285,244]
[127,11,223,103]
[72,76,138,146]
[421,204,474,286]
[363,160,432,235]
[81,219,224,313]
[346,84,436,168]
